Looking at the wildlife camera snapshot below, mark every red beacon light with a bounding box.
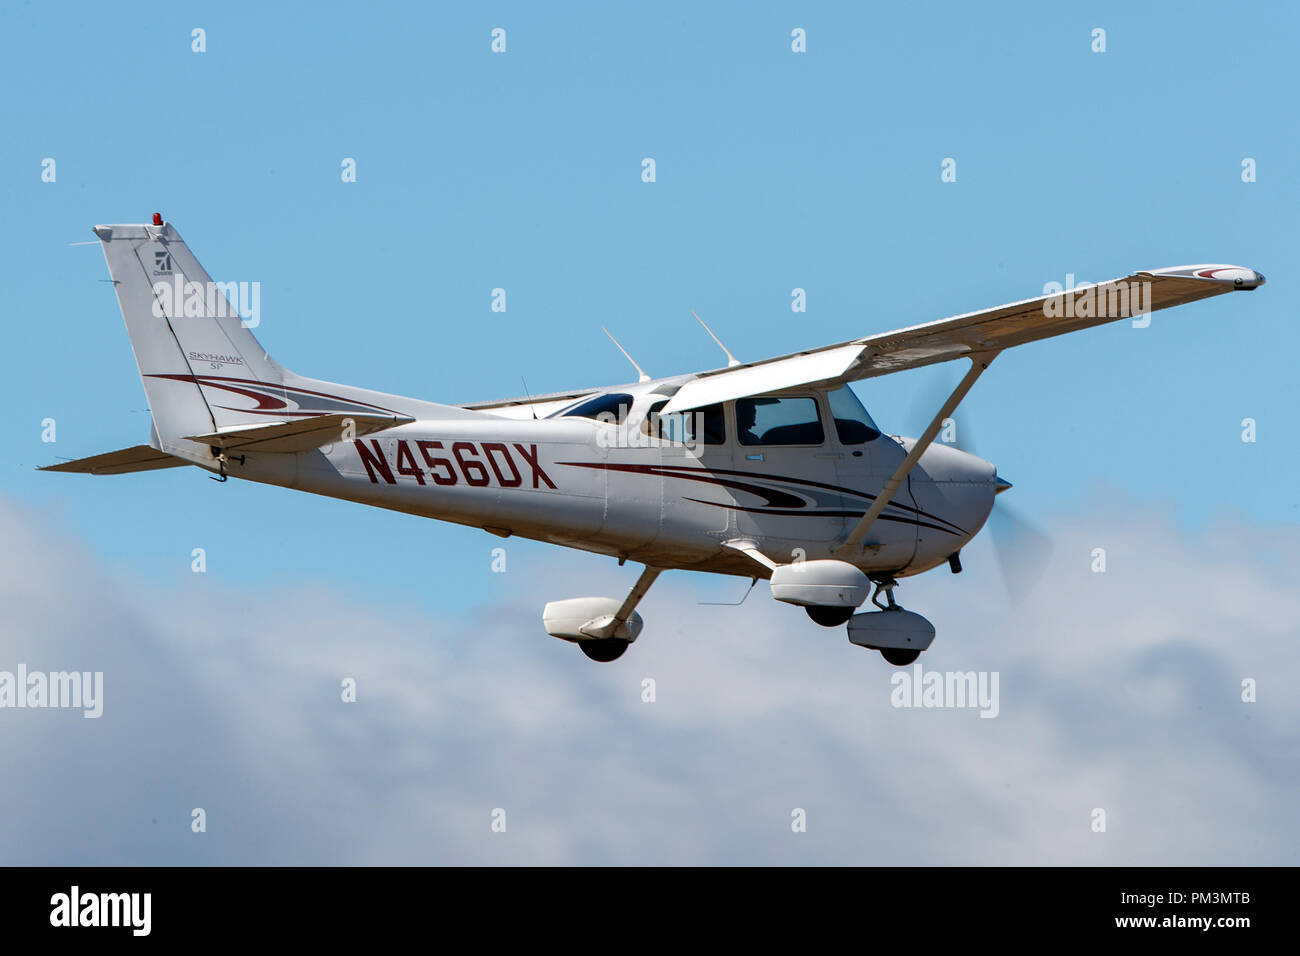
[152,212,163,226]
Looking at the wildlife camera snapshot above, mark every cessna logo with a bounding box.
[152,250,172,275]
[355,439,555,489]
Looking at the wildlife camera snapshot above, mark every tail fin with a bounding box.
[95,218,286,460]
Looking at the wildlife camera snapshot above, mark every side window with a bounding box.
[554,392,635,424]
[827,386,881,445]
[735,396,824,446]
[643,401,725,444]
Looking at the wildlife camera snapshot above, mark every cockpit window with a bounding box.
[735,396,824,446]
[643,401,726,444]
[827,386,881,444]
[553,392,635,424]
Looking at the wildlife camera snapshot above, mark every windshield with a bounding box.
[827,386,881,444]
[551,393,635,424]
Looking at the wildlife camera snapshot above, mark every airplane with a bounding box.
[43,216,1266,664]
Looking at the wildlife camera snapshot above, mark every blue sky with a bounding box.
[4,2,1294,608]
[1,1,1297,867]
[2,1,1289,590]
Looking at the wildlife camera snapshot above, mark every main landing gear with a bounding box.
[579,638,631,662]
[542,566,662,664]
[804,605,855,627]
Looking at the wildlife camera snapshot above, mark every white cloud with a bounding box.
[0,492,1295,865]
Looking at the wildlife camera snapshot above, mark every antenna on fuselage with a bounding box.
[602,327,651,383]
[699,577,758,606]
[692,310,741,368]
[520,376,538,420]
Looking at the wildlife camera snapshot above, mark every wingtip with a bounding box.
[1147,264,1266,290]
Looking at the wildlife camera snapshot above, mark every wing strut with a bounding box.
[835,351,999,555]
[615,565,662,621]
[581,565,663,639]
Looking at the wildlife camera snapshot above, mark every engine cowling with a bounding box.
[769,560,871,609]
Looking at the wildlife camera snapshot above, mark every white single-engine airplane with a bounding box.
[46,217,1265,663]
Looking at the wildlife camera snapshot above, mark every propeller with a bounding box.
[904,372,1052,603]
[986,487,1052,604]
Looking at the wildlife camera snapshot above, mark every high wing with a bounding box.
[660,264,1265,412]
[461,386,600,414]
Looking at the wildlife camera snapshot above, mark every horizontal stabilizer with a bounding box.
[39,445,187,476]
[186,412,413,453]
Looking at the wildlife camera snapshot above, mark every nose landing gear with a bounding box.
[870,577,900,611]
[880,646,921,666]
[847,577,936,666]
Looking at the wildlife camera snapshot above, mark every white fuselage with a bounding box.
[225,385,1000,580]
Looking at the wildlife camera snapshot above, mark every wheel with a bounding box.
[880,647,920,666]
[805,605,855,627]
[579,638,630,662]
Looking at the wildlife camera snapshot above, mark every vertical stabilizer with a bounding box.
[94,217,284,460]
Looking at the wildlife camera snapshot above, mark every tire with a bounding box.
[880,647,920,666]
[579,638,630,662]
[805,605,855,627]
